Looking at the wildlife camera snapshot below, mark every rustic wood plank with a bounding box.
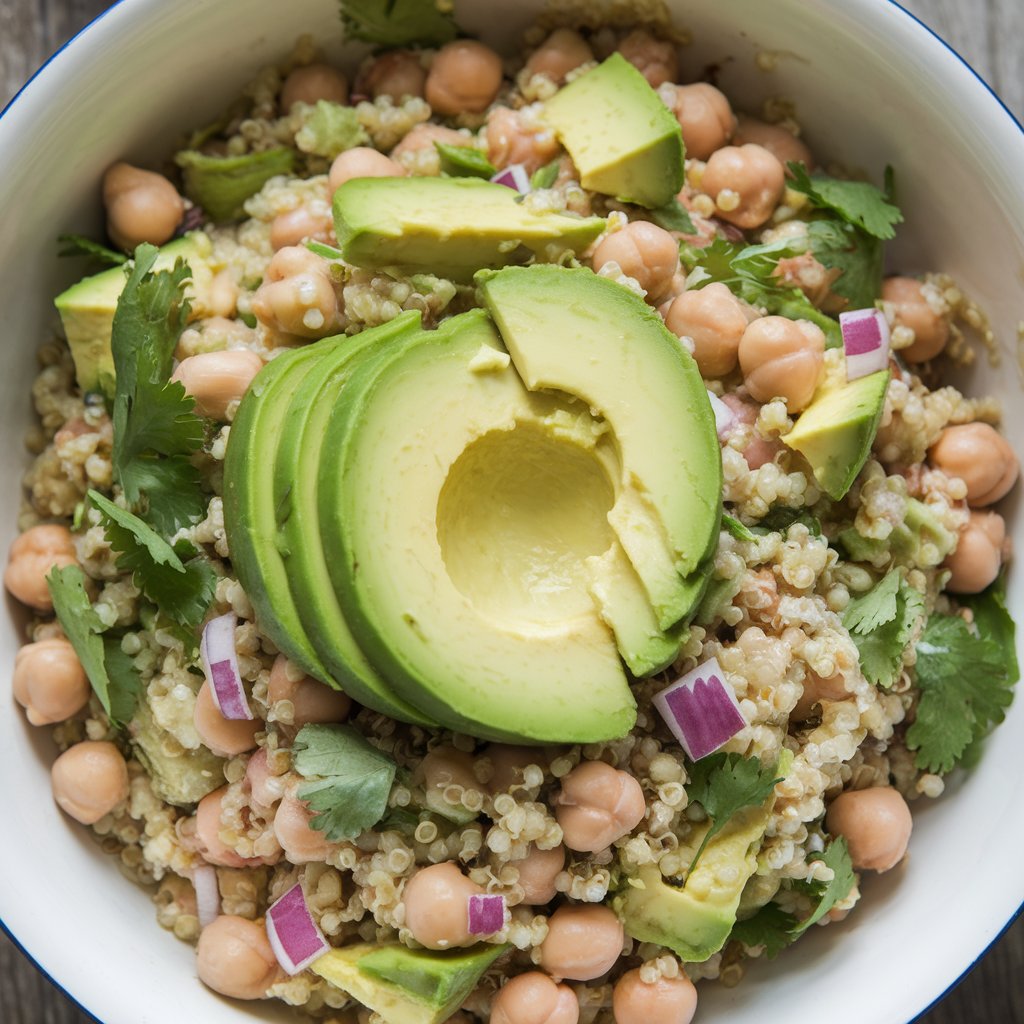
[0,3,1021,1024]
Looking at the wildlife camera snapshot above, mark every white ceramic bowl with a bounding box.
[1,2,1022,1022]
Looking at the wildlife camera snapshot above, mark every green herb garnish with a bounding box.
[788,164,903,241]
[339,0,458,48]
[57,234,128,266]
[649,197,696,234]
[790,838,856,935]
[722,512,756,542]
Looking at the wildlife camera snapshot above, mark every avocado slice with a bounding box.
[319,308,637,742]
[478,265,721,629]
[176,148,296,223]
[273,310,436,724]
[311,942,508,1024]
[541,53,685,209]
[332,176,606,283]
[54,232,214,395]
[781,368,890,500]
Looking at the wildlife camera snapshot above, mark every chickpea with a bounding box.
[555,760,646,853]
[273,787,334,863]
[591,222,680,303]
[195,786,267,868]
[612,968,698,1024]
[666,83,735,161]
[524,29,594,85]
[268,655,351,725]
[390,124,469,170]
[402,861,484,949]
[251,246,342,339]
[929,423,1019,507]
[280,63,348,111]
[539,904,623,981]
[513,843,565,905]
[270,206,334,251]
[172,349,263,422]
[103,162,184,251]
[490,972,579,1024]
[944,510,1007,594]
[425,40,504,116]
[616,29,678,88]
[791,671,849,722]
[193,681,259,758]
[701,144,786,229]
[738,316,825,413]
[13,638,90,726]
[733,115,814,171]
[359,50,427,101]
[196,915,281,1000]
[719,394,783,470]
[485,106,560,174]
[825,786,912,872]
[4,524,78,611]
[881,276,949,362]
[417,744,479,815]
[207,268,240,318]
[485,743,548,793]
[665,282,747,378]
[329,147,405,193]
[245,747,284,808]
[51,740,129,825]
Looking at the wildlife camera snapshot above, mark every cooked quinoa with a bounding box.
[8,10,1020,1024]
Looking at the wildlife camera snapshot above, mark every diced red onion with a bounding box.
[192,865,220,928]
[265,882,329,975]
[199,612,252,721]
[490,163,531,194]
[467,893,506,935]
[706,390,737,440]
[652,658,747,761]
[840,308,891,381]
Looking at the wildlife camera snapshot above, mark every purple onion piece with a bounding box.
[840,308,891,380]
[199,612,253,721]
[489,163,531,194]
[265,883,329,975]
[467,893,506,935]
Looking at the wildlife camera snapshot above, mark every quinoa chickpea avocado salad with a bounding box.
[6,1,1022,1021]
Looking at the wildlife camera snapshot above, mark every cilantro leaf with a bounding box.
[842,570,924,688]
[57,234,128,266]
[435,143,497,180]
[339,0,458,47]
[791,838,855,935]
[686,753,784,871]
[649,197,696,235]
[963,574,1019,688]
[730,903,799,958]
[751,506,822,538]
[110,245,207,536]
[46,565,141,725]
[907,612,1016,773]
[788,164,903,241]
[89,490,216,630]
[293,724,398,841]
[722,512,755,542]
[806,218,883,311]
[530,158,561,191]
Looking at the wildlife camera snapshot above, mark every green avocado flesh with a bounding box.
[782,368,890,501]
[542,53,685,209]
[311,942,508,1024]
[332,176,606,283]
[54,233,214,395]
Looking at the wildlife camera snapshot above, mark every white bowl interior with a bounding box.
[1,1,1022,1022]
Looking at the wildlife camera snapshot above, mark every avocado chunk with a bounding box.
[332,176,606,283]
[319,308,637,742]
[839,496,958,565]
[478,265,721,629]
[54,233,215,395]
[273,311,436,724]
[176,148,296,222]
[782,368,890,501]
[541,53,684,208]
[311,942,508,1024]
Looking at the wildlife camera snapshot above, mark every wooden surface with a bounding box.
[1,1,1023,1022]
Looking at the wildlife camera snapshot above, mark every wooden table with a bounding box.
[1,1,1022,1022]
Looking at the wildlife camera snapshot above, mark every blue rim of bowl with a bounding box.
[0,2,1022,1023]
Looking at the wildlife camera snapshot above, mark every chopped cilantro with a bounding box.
[110,245,207,536]
[339,0,458,48]
[57,234,128,266]
[907,606,1017,774]
[293,724,398,841]
[788,164,903,241]
[306,240,346,260]
[842,569,924,688]
[295,101,368,159]
[435,143,497,180]
[791,838,856,935]
[649,197,696,235]
[530,158,561,191]
[751,506,822,538]
[722,512,756,542]
[88,490,216,630]
[729,902,798,958]
[46,565,141,725]
[686,752,784,872]
[806,218,883,311]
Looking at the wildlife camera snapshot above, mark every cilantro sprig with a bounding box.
[46,565,141,725]
[842,570,924,688]
[788,164,903,241]
[57,234,127,267]
[339,0,458,47]
[686,752,785,872]
[110,244,207,536]
[293,724,398,841]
